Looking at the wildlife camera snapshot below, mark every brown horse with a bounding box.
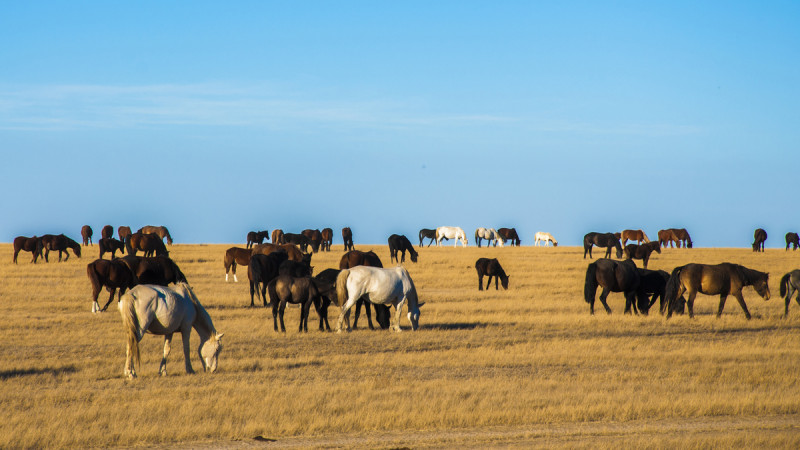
[785,232,799,251]
[248,252,288,307]
[13,236,43,263]
[623,241,661,269]
[267,276,324,332]
[338,250,388,329]
[619,229,649,245]
[660,228,693,248]
[752,228,767,252]
[137,225,173,245]
[118,226,132,241]
[663,263,770,319]
[584,258,643,315]
[99,237,126,259]
[342,227,354,251]
[302,229,323,253]
[81,225,93,246]
[583,232,623,259]
[126,232,168,257]
[475,258,509,291]
[496,227,521,246]
[87,258,136,313]
[224,247,252,282]
[321,228,333,252]
[101,225,114,240]
[41,234,82,262]
[251,243,310,264]
[246,230,269,249]
[271,229,285,245]
[119,255,187,286]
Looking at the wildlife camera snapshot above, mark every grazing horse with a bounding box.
[137,225,173,245]
[475,228,504,247]
[246,230,269,249]
[119,255,187,286]
[313,268,390,330]
[118,226,132,242]
[13,236,43,263]
[126,233,168,257]
[584,258,644,315]
[268,276,324,332]
[339,250,388,329]
[99,237,126,259]
[284,233,312,252]
[620,229,650,245]
[785,232,799,251]
[335,266,424,332]
[342,227,354,251]
[583,232,623,259]
[475,258,509,291]
[636,268,685,315]
[657,229,678,248]
[534,232,558,247]
[81,225,93,246]
[251,243,309,264]
[119,283,223,379]
[101,225,114,240]
[88,258,136,313]
[670,228,693,248]
[623,241,661,269]
[302,229,323,253]
[224,247,252,282]
[436,226,468,247]
[663,263,770,319]
[248,252,289,307]
[779,270,800,316]
[271,229,285,245]
[752,228,767,252]
[497,228,521,246]
[388,234,419,263]
[418,228,438,247]
[321,228,333,251]
[41,234,82,262]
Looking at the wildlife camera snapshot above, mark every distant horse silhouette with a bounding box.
[436,226,468,247]
[671,228,693,248]
[659,228,692,248]
[81,225,93,246]
[137,225,173,245]
[99,237,126,259]
[388,234,418,263]
[13,236,43,263]
[246,230,269,249]
[271,229,285,245]
[302,229,322,253]
[497,228,521,246]
[268,276,324,332]
[119,283,223,379]
[284,233,312,252]
[475,258,509,291]
[584,258,643,315]
[583,232,622,259]
[779,270,800,316]
[339,250,389,330]
[620,229,649,245]
[342,227,354,251]
[785,232,799,251]
[224,247,252,282]
[248,252,288,307]
[101,225,114,240]
[623,241,661,269]
[534,232,557,247]
[126,232,168,257]
[118,226,132,241]
[752,228,767,252]
[663,263,770,319]
[88,258,136,313]
[41,234,82,262]
[418,228,437,247]
[321,228,333,251]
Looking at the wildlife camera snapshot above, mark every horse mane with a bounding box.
[178,283,216,335]
[736,264,767,286]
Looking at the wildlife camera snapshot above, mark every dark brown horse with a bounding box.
[126,232,168,257]
[496,227,521,246]
[584,258,645,315]
[41,234,82,262]
[119,255,187,286]
[623,241,661,269]
[619,229,649,245]
[118,226,132,241]
[101,225,114,240]
[248,252,288,307]
[284,233,312,252]
[251,243,310,264]
[224,247,252,282]
[388,234,418,263]
[99,237,126,259]
[663,263,770,319]
[785,232,799,251]
[87,258,136,313]
[342,227,354,251]
[246,230,269,249]
[583,232,623,259]
[752,228,767,252]
[12,236,43,263]
[418,228,437,247]
[338,250,388,329]
[302,229,322,253]
[321,228,333,252]
[81,225,93,246]
[267,276,324,332]
[475,258,509,291]
[271,229,285,245]
[137,225,173,245]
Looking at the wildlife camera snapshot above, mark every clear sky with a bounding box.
[1,1,798,246]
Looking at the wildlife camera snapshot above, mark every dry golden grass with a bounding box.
[2,242,800,448]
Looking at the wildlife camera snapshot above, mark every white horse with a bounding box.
[119,282,224,379]
[534,232,558,247]
[436,226,468,247]
[335,266,424,332]
[475,227,504,248]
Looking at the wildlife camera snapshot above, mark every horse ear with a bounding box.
[216,333,224,340]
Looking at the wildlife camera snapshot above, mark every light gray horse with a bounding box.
[335,266,424,332]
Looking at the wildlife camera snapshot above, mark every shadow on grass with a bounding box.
[0,365,77,380]
[424,322,487,331]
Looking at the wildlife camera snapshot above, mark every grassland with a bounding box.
[2,242,800,448]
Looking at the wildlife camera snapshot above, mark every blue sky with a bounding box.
[1,1,798,246]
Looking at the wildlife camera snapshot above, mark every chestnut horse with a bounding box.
[302,229,323,253]
[623,241,661,269]
[619,229,649,245]
[321,228,333,252]
[224,247,252,282]
[342,227,354,251]
[13,236,43,263]
[41,234,82,262]
[137,225,173,245]
[126,232,168,257]
[271,229,285,245]
[101,225,114,240]
[118,226,132,242]
[81,225,93,246]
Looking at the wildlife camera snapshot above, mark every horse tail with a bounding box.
[124,235,133,255]
[780,272,791,298]
[119,291,141,373]
[87,262,103,299]
[266,277,278,308]
[584,262,598,304]
[663,266,684,316]
[335,269,350,307]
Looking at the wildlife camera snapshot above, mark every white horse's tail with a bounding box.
[335,269,350,307]
[119,293,141,373]
[641,231,650,243]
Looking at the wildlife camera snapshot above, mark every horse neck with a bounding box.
[739,266,764,286]
[191,301,216,341]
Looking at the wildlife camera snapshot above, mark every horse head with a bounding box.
[501,275,509,290]
[754,273,771,301]
[407,302,424,331]
[200,333,224,373]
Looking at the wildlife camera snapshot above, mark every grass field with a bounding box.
[2,242,800,448]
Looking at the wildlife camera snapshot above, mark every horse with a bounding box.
[41,234,82,262]
[101,225,114,240]
[283,233,312,252]
[252,243,310,264]
[119,282,223,379]
[779,270,800,316]
[246,230,269,249]
[388,234,419,263]
[497,228,521,246]
[335,266,424,332]
[623,241,661,269]
[663,263,770,319]
[339,250,389,329]
[271,229,285,245]
[88,258,136,313]
[475,258,509,291]
[670,228,693,248]
[785,232,799,251]
[137,225,173,245]
[126,232,168,257]
[475,228,504,248]
[81,225,93,246]
[619,229,650,245]
[752,228,767,252]
[657,229,679,248]
[583,232,622,259]
[418,228,438,247]
[321,228,333,251]
[118,226,132,242]
[279,259,313,278]
[248,252,288,307]
[534,232,558,247]
[99,237,126,259]
[12,236,43,263]
[436,226,468,247]
[302,229,322,253]
[268,276,325,332]
[342,227,354,251]
[119,255,187,286]
[583,258,644,315]
[224,247,252,282]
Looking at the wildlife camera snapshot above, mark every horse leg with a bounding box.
[159,334,173,376]
[393,302,404,332]
[232,264,238,282]
[181,327,195,374]
[272,301,280,331]
[401,250,405,263]
[353,300,362,329]
[643,255,649,269]
[279,300,288,332]
[478,274,483,291]
[100,287,117,312]
[686,291,697,318]
[364,301,375,330]
[124,339,136,379]
[731,292,751,320]
[494,276,499,290]
[792,287,800,316]
[249,281,256,307]
[598,288,612,314]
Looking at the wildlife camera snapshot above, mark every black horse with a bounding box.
[388,234,418,263]
[342,227,355,251]
[81,225,93,246]
[475,258,509,291]
[41,234,82,262]
[497,228,521,246]
[279,259,313,277]
[99,237,126,259]
[248,252,289,307]
[283,233,312,252]
[636,268,685,315]
[418,228,437,247]
[87,258,136,313]
[584,258,644,315]
[246,230,269,248]
[583,232,623,259]
[752,228,767,252]
[785,232,799,251]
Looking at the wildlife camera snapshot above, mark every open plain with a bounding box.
[2,242,800,448]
